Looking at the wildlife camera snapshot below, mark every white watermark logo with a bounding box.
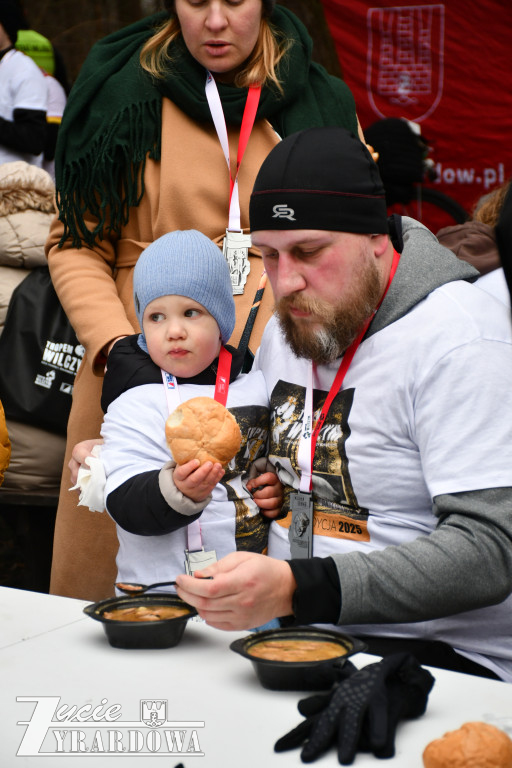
[17,697,204,757]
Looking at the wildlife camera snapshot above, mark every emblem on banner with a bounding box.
[366,4,445,122]
[141,700,167,728]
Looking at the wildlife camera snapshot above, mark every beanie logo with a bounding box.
[272,204,296,221]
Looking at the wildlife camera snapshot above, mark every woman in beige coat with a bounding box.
[47,0,362,601]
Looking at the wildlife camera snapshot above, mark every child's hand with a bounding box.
[69,438,103,485]
[246,472,283,519]
[174,459,225,502]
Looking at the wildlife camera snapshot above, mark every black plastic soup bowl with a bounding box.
[230,626,367,691]
[83,593,197,649]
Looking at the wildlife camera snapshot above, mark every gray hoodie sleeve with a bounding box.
[334,486,512,625]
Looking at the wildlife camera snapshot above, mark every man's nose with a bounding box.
[272,254,306,298]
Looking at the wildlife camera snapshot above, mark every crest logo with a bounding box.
[141,700,167,728]
[366,4,445,122]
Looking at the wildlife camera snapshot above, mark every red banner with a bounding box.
[321,0,512,233]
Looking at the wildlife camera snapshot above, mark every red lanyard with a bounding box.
[229,85,260,200]
[304,249,401,490]
[214,345,232,406]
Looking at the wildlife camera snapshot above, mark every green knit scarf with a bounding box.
[55,6,358,248]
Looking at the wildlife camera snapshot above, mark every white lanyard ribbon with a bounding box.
[161,369,180,411]
[205,72,242,231]
[297,364,314,493]
[161,370,202,552]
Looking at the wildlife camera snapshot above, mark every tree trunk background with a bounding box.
[19,0,343,86]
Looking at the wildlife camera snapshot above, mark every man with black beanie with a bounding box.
[0,0,47,166]
[177,127,512,685]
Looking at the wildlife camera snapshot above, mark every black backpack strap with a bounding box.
[238,270,267,373]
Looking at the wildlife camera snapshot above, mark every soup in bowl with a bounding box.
[83,593,197,649]
[230,626,367,690]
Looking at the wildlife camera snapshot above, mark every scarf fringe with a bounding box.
[56,99,162,249]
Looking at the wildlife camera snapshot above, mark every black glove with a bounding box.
[275,661,358,756]
[274,661,358,756]
[275,653,435,765]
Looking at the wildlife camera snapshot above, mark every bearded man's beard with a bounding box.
[274,256,382,364]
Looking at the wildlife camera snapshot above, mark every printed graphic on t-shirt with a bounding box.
[269,380,369,542]
[223,404,271,553]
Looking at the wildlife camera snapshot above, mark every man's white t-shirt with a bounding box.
[256,279,512,680]
[476,267,510,308]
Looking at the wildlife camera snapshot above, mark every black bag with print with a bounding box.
[0,267,84,434]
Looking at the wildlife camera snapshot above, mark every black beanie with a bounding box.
[250,127,389,234]
[0,0,25,46]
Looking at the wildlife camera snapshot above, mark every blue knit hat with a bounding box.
[134,230,235,351]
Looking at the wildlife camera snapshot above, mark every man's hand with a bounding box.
[173,460,225,502]
[175,551,296,630]
[69,438,103,486]
[246,471,284,518]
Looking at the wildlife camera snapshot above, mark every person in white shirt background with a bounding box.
[0,0,47,167]
[16,26,68,180]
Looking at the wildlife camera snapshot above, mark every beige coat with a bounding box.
[46,99,280,601]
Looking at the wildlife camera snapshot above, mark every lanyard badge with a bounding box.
[289,491,314,559]
[222,230,252,295]
[184,548,218,576]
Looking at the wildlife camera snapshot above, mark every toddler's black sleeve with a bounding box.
[107,471,202,535]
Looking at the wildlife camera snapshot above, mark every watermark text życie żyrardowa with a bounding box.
[17,697,204,756]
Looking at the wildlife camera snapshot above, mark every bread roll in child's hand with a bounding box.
[423,721,512,768]
[165,397,241,466]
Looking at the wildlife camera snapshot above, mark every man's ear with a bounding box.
[371,233,390,258]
